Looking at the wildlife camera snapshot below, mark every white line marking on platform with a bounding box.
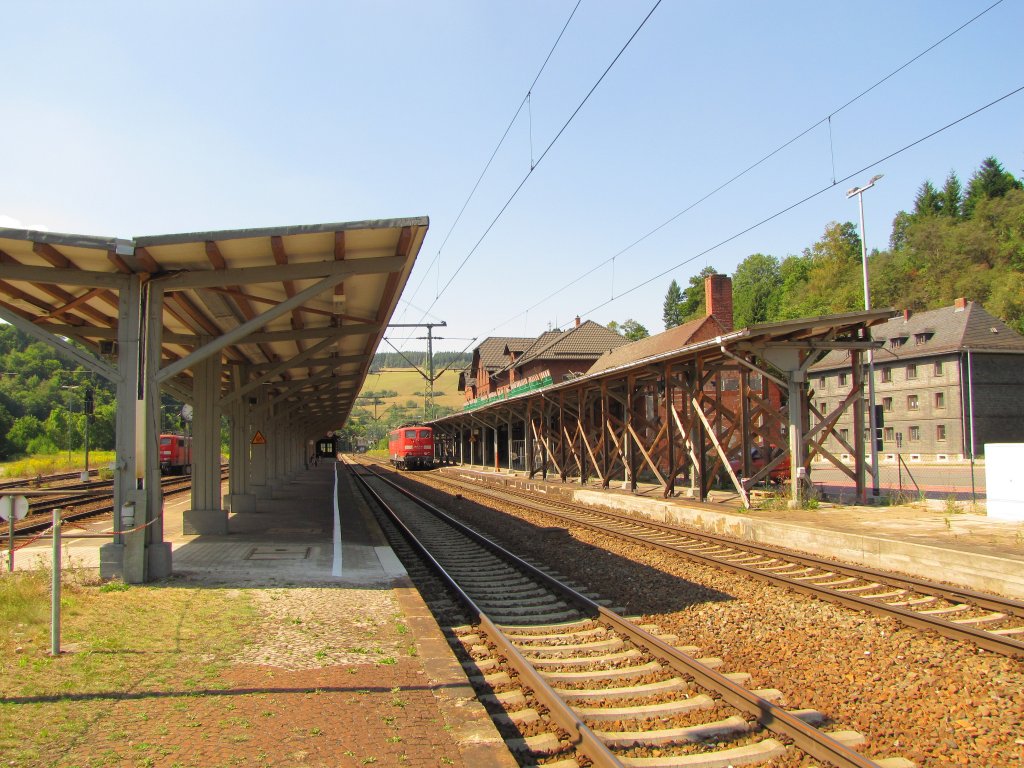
[332,464,343,577]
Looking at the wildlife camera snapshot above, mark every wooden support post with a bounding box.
[664,363,675,498]
[622,376,630,495]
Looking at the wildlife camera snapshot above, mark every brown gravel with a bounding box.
[397,470,1024,768]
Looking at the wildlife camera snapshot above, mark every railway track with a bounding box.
[384,462,1024,660]
[9,468,229,536]
[348,458,912,768]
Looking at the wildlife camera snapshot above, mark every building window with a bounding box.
[890,337,907,349]
[915,332,933,345]
[907,364,917,380]
[936,424,947,441]
[909,425,920,441]
[819,401,827,414]
[934,360,943,375]
[884,427,895,442]
[880,367,892,383]
[907,394,919,410]
[819,376,826,388]
[840,428,849,442]
[883,397,893,411]
[838,372,848,386]
[935,392,945,408]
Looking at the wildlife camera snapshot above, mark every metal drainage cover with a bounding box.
[245,546,312,561]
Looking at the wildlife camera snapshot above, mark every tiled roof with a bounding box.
[513,321,628,369]
[474,336,534,372]
[812,301,1024,371]
[586,316,724,376]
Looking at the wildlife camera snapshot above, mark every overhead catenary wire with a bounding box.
[427,0,664,309]
[392,0,658,358]
[481,0,1007,337]
[398,0,584,319]
[571,83,1024,325]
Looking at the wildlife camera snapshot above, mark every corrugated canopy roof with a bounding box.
[0,217,428,427]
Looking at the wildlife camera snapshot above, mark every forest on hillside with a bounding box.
[370,350,471,372]
[652,156,1024,337]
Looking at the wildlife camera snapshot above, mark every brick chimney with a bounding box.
[704,274,733,332]
[903,309,912,321]
[574,315,581,328]
[954,297,967,312]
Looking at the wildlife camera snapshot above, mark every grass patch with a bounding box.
[0,572,256,768]
[0,451,117,480]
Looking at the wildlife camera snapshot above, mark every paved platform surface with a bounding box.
[442,464,1024,600]
[8,462,516,768]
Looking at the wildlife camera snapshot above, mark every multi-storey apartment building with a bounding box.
[810,298,1024,462]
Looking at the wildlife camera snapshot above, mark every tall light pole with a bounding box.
[847,173,883,500]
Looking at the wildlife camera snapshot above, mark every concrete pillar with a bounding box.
[183,341,225,534]
[226,368,257,513]
[248,387,270,499]
[100,275,141,580]
[124,283,172,582]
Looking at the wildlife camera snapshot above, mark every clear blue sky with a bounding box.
[2,1,1022,355]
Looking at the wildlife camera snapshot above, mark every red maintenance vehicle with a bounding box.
[159,433,192,475]
[388,424,434,470]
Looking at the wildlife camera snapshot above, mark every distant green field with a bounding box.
[357,368,463,412]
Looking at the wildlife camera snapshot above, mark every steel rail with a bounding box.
[350,459,885,768]
[348,464,623,768]
[420,468,1024,658]
[13,468,229,537]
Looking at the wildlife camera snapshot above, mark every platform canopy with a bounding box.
[0,217,428,424]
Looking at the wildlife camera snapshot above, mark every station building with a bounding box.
[810,299,1024,462]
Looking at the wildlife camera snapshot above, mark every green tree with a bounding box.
[8,415,46,454]
[939,171,963,219]
[679,266,717,321]
[913,181,942,217]
[731,253,781,328]
[964,156,1022,218]
[662,279,685,329]
[611,319,649,341]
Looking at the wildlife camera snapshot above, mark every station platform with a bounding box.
[439,464,1024,601]
[9,461,517,768]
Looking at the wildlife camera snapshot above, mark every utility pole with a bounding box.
[386,322,447,419]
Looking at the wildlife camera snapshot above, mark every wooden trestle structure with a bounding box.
[431,310,895,508]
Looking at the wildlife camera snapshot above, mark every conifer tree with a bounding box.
[662,279,684,329]
[939,171,962,219]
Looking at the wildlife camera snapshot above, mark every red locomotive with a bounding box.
[159,433,192,475]
[388,424,434,470]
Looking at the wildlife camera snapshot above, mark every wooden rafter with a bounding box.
[206,240,279,368]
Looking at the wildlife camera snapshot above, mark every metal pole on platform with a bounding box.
[848,174,883,499]
[51,508,62,656]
